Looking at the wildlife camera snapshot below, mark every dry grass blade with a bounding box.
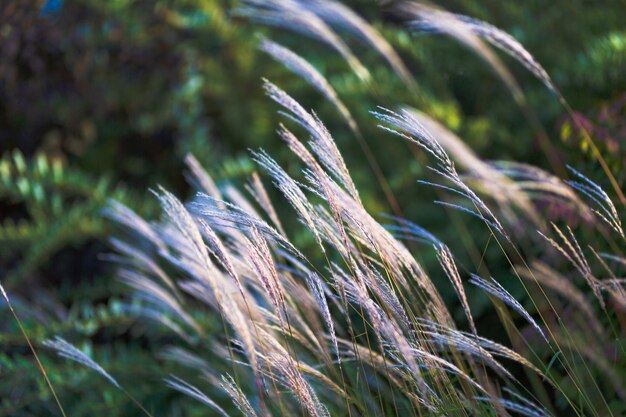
[374,107,508,238]
[185,154,222,202]
[104,200,165,250]
[259,38,358,133]
[246,171,286,236]
[299,0,415,87]
[44,336,120,388]
[565,165,625,240]
[1,284,68,417]
[474,395,552,417]
[305,271,339,362]
[238,0,369,81]
[402,2,524,101]
[417,319,546,378]
[221,374,259,417]
[263,80,359,200]
[521,262,605,338]
[469,274,548,343]
[265,350,331,417]
[251,148,325,251]
[539,223,605,309]
[408,108,541,227]
[120,268,201,335]
[166,376,231,417]
[246,226,288,327]
[436,244,476,334]
[491,161,593,223]
[446,12,559,96]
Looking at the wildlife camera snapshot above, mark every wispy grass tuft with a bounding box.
[44,337,121,389]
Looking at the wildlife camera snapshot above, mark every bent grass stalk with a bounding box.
[1,283,67,417]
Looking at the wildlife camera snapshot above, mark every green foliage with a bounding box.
[0,150,135,285]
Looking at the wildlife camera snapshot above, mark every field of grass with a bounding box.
[1,1,625,416]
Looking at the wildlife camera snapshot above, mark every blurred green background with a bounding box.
[1,0,625,415]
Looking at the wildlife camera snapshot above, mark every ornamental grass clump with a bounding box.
[39,1,626,416]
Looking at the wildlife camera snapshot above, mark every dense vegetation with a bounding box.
[1,0,625,416]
